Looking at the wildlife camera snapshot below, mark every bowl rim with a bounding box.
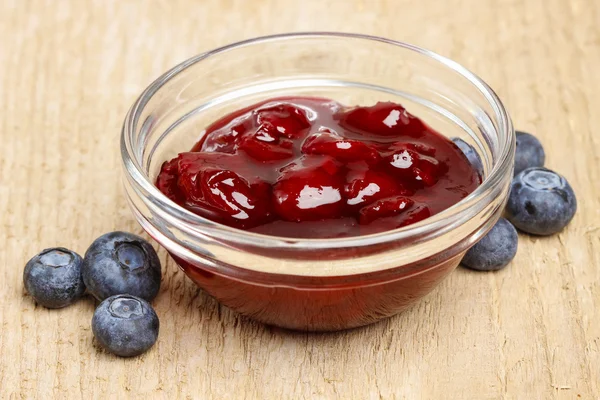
[121,31,514,250]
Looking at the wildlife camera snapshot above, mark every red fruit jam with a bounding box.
[156,97,480,238]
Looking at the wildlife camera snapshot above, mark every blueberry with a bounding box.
[451,137,484,177]
[92,294,159,357]
[506,168,576,235]
[462,218,518,271]
[82,231,161,301]
[23,247,85,308]
[514,131,545,176]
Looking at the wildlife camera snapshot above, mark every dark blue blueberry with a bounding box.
[514,131,545,176]
[92,294,159,357]
[82,231,161,301]
[451,137,484,177]
[23,247,85,308]
[462,218,518,271]
[506,168,576,235]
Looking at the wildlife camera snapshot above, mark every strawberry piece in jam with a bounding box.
[344,166,413,211]
[174,153,272,228]
[156,158,183,203]
[255,102,311,139]
[358,196,415,225]
[302,128,380,164]
[238,123,295,162]
[336,102,426,137]
[193,117,251,153]
[382,142,447,186]
[396,204,433,228]
[273,156,345,222]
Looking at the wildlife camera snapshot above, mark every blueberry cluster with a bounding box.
[452,131,576,271]
[23,232,161,357]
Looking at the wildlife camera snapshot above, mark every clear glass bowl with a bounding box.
[121,32,514,331]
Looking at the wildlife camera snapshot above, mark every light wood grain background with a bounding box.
[1,0,599,399]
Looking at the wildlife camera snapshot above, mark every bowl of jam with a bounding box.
[122,33,514,331]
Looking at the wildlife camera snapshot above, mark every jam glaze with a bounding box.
[157,97,480,238]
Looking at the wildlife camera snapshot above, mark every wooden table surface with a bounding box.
[1,0,599,398]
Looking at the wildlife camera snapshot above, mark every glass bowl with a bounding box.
[121,32,514,331]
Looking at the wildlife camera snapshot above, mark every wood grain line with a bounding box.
[1,1,599,399]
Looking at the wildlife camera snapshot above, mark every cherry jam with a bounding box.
[157,97,480,238]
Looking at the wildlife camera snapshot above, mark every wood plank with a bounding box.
[0,0,598,398]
